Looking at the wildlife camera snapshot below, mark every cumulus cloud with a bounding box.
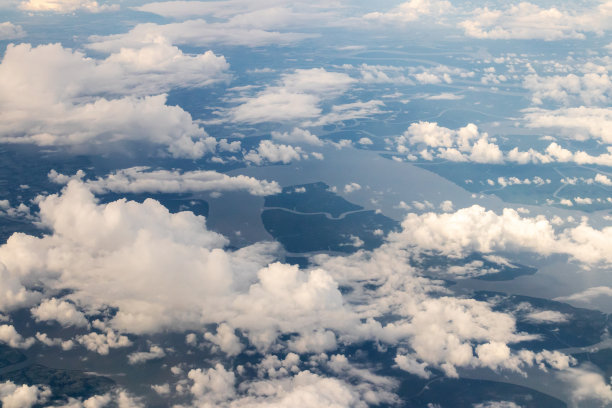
[524,107,612,143]
[50,167,281,196]
[127,344,166,364]
[31,298,89,328]
[0,381,50,408]
[395,122,503,164]
[88,18,317,52]
[204,323,244,356]
[19,0,118,13]
[524,310,570,324]
[223,68,355,124]
[271,128,323,146]
[0,42,229,157]
[554,286,612,304]
[559,367,612,406]
[0,22,25,40]
[523,69,612,106]
[244,140,306,165]
[0,180,580,381]
[391,204,612,266]
[0,325,35,349]
[183,364,373,408]
[460,2,612,40]
[363,0,452,24]
[302,100,385,127]
[76,329,132,355]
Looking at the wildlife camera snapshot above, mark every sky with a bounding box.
[0,1,612,407]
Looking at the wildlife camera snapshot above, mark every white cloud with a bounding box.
[0,325,35,349]
[127,344,166,364]
[595,173,612,186]
[0,42,229,157]
[0,381,50,408]
[343,182,361,193]
[358,137,373,145]
[523,70,612,106]
[0,22,25,40]
[185,365,371,408]
[31,298,89,328]
[473,402,521,408]
[76,329,132,355]
[88,18,317,53]
[363,0,452,24]
[524,107,612,143]
[425,92,464,100]
[204,323,244,356]
[394,354,430,378]
[50,167,281,196]
[224,68,355,124]
[0,264,41,312]
[0,180,582,382]
[395,122,503,164]
[151,383,170,396]
[391,204,612,265]
[302,100,385,127]
[559,367,612,406]
[554,286,612,304]
[19,0,118,13]
[35,332,74,350]
[460,2,612,40]
[244,140,305,165]
[357,64,413,84]
[271,128,323,146]
[524,310,570,324]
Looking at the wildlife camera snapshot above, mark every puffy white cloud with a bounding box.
[244,140,306,165]
[363,0,452,24]
[186,364,236,406]
[151,383,170,396]
[127,344,166,364]
[19,0,118,13]
[224,68,355,124]
[0,180,581,381]
[391,204,612,265]
[50,167,281,196]
[302,100,385,127]
[31,298,89,328]
[460,2,612,40]
[394,354,430,378]
[524,70,612,106]
[524,310,570,324]
[0,22,25,39]
[204,323,244,356]
[0,381,50,408]
[395,122,503,164]
[76,329,132,355]
[524,107,612,143]
[0,324,35,349]
[343,183,361,193]
[559,367,612,406]
[0,42,228,157]
[271,128,323,146]
[183,366,370,408]
[357,64,413,84]
[554,286,612,304]
[0,264,41,312]
[595,173,612,186]
[88,18,317,53]
[0,181,353,349]
[473,402,521,408]
[35,332,74,350]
